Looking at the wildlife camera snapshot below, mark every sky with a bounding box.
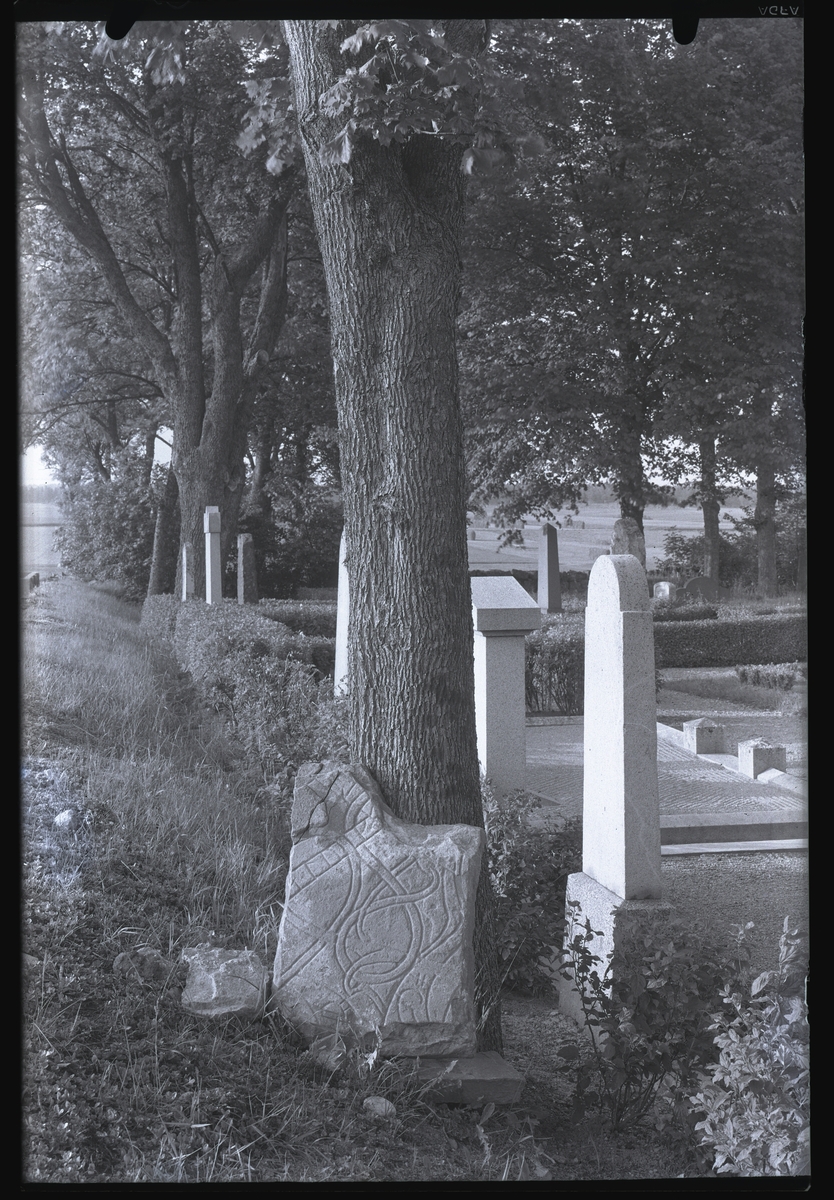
[21,431,174,489]
[22,446,53,488]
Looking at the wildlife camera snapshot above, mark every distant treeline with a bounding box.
[22,484,62,504]
[581,483,753,508]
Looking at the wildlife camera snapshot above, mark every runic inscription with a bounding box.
[272,762,484,1057]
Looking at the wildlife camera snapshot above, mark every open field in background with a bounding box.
[468,502,749,574]
[20,503,63,576]
[20,495,749,580]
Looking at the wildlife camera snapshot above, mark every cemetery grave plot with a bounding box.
[467,501,748,573]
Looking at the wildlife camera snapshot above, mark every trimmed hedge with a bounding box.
[173,600,335,683]
[526,615,585,714]
[653,613,807,669]
[140,593,180,646]
[258,599,337,638]
[651,601,718,623]
[164,598,344,778]
[526,611,807,710]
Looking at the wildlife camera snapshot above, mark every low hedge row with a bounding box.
[651,601,718,623]
[174,600,336,684]
[526,611,807,711]
[653,612,807,669]
[140,593,180,646]
[525,615,585,714]
[258,599,337,638]
[140,597,344,780]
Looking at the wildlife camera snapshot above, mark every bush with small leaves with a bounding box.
[525,615,585,714]
[140,593,180,646]
[483,783,582,994]
[735,662,801,692]
[172,600,347,786]
[555,908,755,1134]
[688,919,809,1177]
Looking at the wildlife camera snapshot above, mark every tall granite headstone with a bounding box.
[560,554,670,1024]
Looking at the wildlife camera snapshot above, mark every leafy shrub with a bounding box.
[735,662,802,691]
[653,613,807,669]
[525,615,585,714]
[53,456,163,600]
[237,482,343,600]
[652,601,718,623]
[657,494,807,591]
[483,784,582,995]
[140,593,180,646]
[556,909,755,1134]
[656,530,750,590]
[172,600,346,785]
[689,919,809,1177]
[258,599,337,638]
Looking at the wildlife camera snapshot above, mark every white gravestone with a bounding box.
[204,506,222,604]
[181,541,195,601]
[561,555,669,1025]
[334,529,349,697]
[471,576,541,798]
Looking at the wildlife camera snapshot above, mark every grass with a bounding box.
[22,578,592,1183]
[659,671,807,715]
[24,577,797,1182]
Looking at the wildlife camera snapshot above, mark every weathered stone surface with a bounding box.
[561,874,672,1026]
[610,517,646,567]
[738,739,787,779]
[181,542,194,601]
[416,1052,525,1105]
[334,530,349,697]
[53,808,82,831]
[653,581,677,603]
[471,576,541,797]
[273,762,484,1058]
[204,506,222,604]
[538,522,562,613]
[683,575,718,601]
[561,554,665,1026]
[363,1096,396,1120]
[181,947,268,1019]
[683,718,724,755]
[582,555,661,901]
[237,533,258,605]
[471,575,541,633]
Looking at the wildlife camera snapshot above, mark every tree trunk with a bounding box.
[699,434,721,585]
[147,463,179,597]
[615,411,646,536]
[172,198,292,600]
[755,454,779,597]
[284,19,502,1052]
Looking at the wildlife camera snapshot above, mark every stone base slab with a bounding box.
[560,873,672,1027]
[661,812,807,844]
[415,1051,524,1105]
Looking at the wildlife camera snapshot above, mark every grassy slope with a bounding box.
[24,579,804,1182]
[21,580,600,1182]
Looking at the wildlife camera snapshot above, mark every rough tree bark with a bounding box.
[147,463,179,597]
[19,29,293,600]
[698,433,722,585]
[284,18,503,1052]
[752,393,779,597]
[614,404,648,537]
